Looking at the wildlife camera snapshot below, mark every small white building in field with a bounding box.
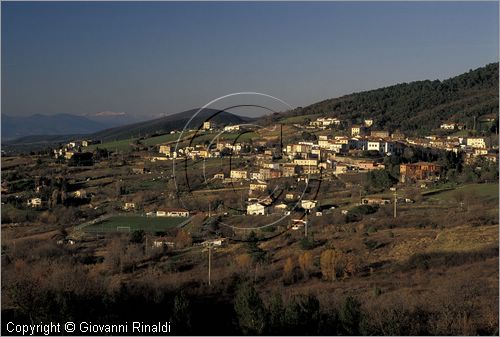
[27,197,42,208]
[158,208,190,217]
[301,199,317,210]
[203,238,228,247]
[247,203,266,215]
[123,202,136,210]
[152,237,175,248]
[73,189,87,198]
[28,198,42,207]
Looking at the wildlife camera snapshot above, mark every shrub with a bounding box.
[130,230,145,244]
[299,237,316,250]
[320,249,347,281]
[234,283,266,335]
[298,251,313,279]
[283,294,321,335]
[363,239,382,250]
[283,257,296,284]
[339,296,362,335]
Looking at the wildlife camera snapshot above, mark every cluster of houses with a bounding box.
[151,236,228,250]
[123,202,190,218]
[246,198,318,216]
[53,139,100,160]
[45,118,497,217]
[151,118,497,192]
[407,135,496,163]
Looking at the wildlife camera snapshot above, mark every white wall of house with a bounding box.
[247,203,266,215]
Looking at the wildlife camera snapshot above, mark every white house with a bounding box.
[250,172,262,180]
[293,158,318,167]
[351,125,363,136]
[310,117,341,128]
[27,197,42,208]
[440,122,457,130]
[156,209,189,217]
[152,237,175,248]
[166,208,190,217]
[247,203,266,215]
[230,170,248,180]
[301,199,317,210]
[159,145,177,158]
[467,137,488,149]
[359,139,394,154]
[273,203,288,213]
[64,151,75,160]
[123,202,136,210]
[291,219,306,230]
[203,238,228,247]
[203,121,215,130]
[334,162,349,175]
[224,125,241,132]
[364,119,374,127]
[250,181,268,191]
[73,189,87,198]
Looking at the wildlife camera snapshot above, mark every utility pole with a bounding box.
[280,123,283,157]
[208,244,212,286]
[305,211,308,237]
[393,191,397,218]
[304,211,308,238]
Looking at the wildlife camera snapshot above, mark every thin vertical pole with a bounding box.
[305,211,308,237]
[393,192,397,218]
[208,245,212,286]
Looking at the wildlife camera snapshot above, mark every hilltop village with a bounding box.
[2,110,497,243]
[2,112,498,334]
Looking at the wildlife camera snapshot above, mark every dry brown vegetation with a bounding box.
[1,152,498,335]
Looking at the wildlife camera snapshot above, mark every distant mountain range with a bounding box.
[2,112,143,141]
[2,114,107,141]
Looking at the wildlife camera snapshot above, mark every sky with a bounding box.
[2,1,499,118]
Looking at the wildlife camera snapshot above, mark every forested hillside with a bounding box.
[283,63,498,134]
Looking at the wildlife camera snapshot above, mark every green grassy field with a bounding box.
[425,183,499,202]
[280,114,321,124]
[438,183,498,200]
[87,138,137,153]
[84,215,188,233]
[141,133,182,146]
[220,132,257,142]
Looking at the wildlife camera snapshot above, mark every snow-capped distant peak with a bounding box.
[91,111,127,117]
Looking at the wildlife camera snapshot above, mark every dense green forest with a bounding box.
[282,63,498,135]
